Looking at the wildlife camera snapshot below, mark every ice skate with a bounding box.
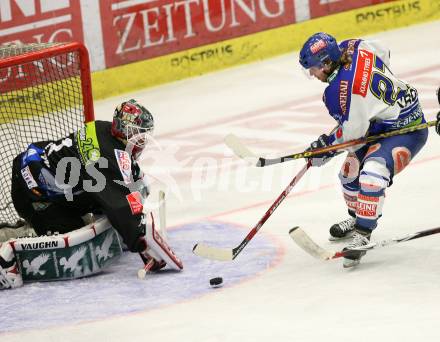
[342,228,371,268]
[329,216,356,241]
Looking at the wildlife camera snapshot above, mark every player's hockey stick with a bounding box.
[226,120,437,167]
[192,161,312,261]
[289,225,440,261]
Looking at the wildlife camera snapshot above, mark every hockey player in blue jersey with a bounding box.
[299,32,428,268]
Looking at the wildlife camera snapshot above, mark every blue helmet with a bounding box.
[299,33,342,69]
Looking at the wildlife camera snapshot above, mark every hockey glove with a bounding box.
[138,213,183,272]
[436,111,440,136]
[307,134,335,167]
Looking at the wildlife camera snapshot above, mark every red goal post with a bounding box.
[0,41,95,228]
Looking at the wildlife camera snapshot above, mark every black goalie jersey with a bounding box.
[11,120,147,251]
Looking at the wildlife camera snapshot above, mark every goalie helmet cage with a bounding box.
[0,41,94,228]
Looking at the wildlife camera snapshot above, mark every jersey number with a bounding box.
[369,58,405,106]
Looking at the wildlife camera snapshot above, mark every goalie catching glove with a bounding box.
[306,134,336,167]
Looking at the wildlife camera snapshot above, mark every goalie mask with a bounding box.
[111,99,154,157]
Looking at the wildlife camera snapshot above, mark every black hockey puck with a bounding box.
[437,86,440,105]
[209,277,223,287]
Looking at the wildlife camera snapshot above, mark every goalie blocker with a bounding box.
[138,212,183,272]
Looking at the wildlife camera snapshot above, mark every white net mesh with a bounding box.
[0,42,92,227]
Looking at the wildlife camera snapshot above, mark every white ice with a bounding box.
[3,20,440,342]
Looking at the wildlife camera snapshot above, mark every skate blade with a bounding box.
[343,258,361,268]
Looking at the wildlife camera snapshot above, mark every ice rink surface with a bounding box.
[2,20,440,342]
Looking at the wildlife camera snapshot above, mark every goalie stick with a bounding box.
[226,120,437,167]
[138,190,168,279]
[289,225,440,261]
[192,161,311,261]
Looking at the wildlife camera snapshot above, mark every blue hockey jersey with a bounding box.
[325,39,425,148]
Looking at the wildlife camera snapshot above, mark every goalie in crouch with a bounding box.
[0,99,182,289]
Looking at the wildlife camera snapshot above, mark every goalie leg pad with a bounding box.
[0,242,23,290]
[12,217,122,283]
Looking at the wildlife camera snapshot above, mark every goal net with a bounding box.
[0,42,94,228]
